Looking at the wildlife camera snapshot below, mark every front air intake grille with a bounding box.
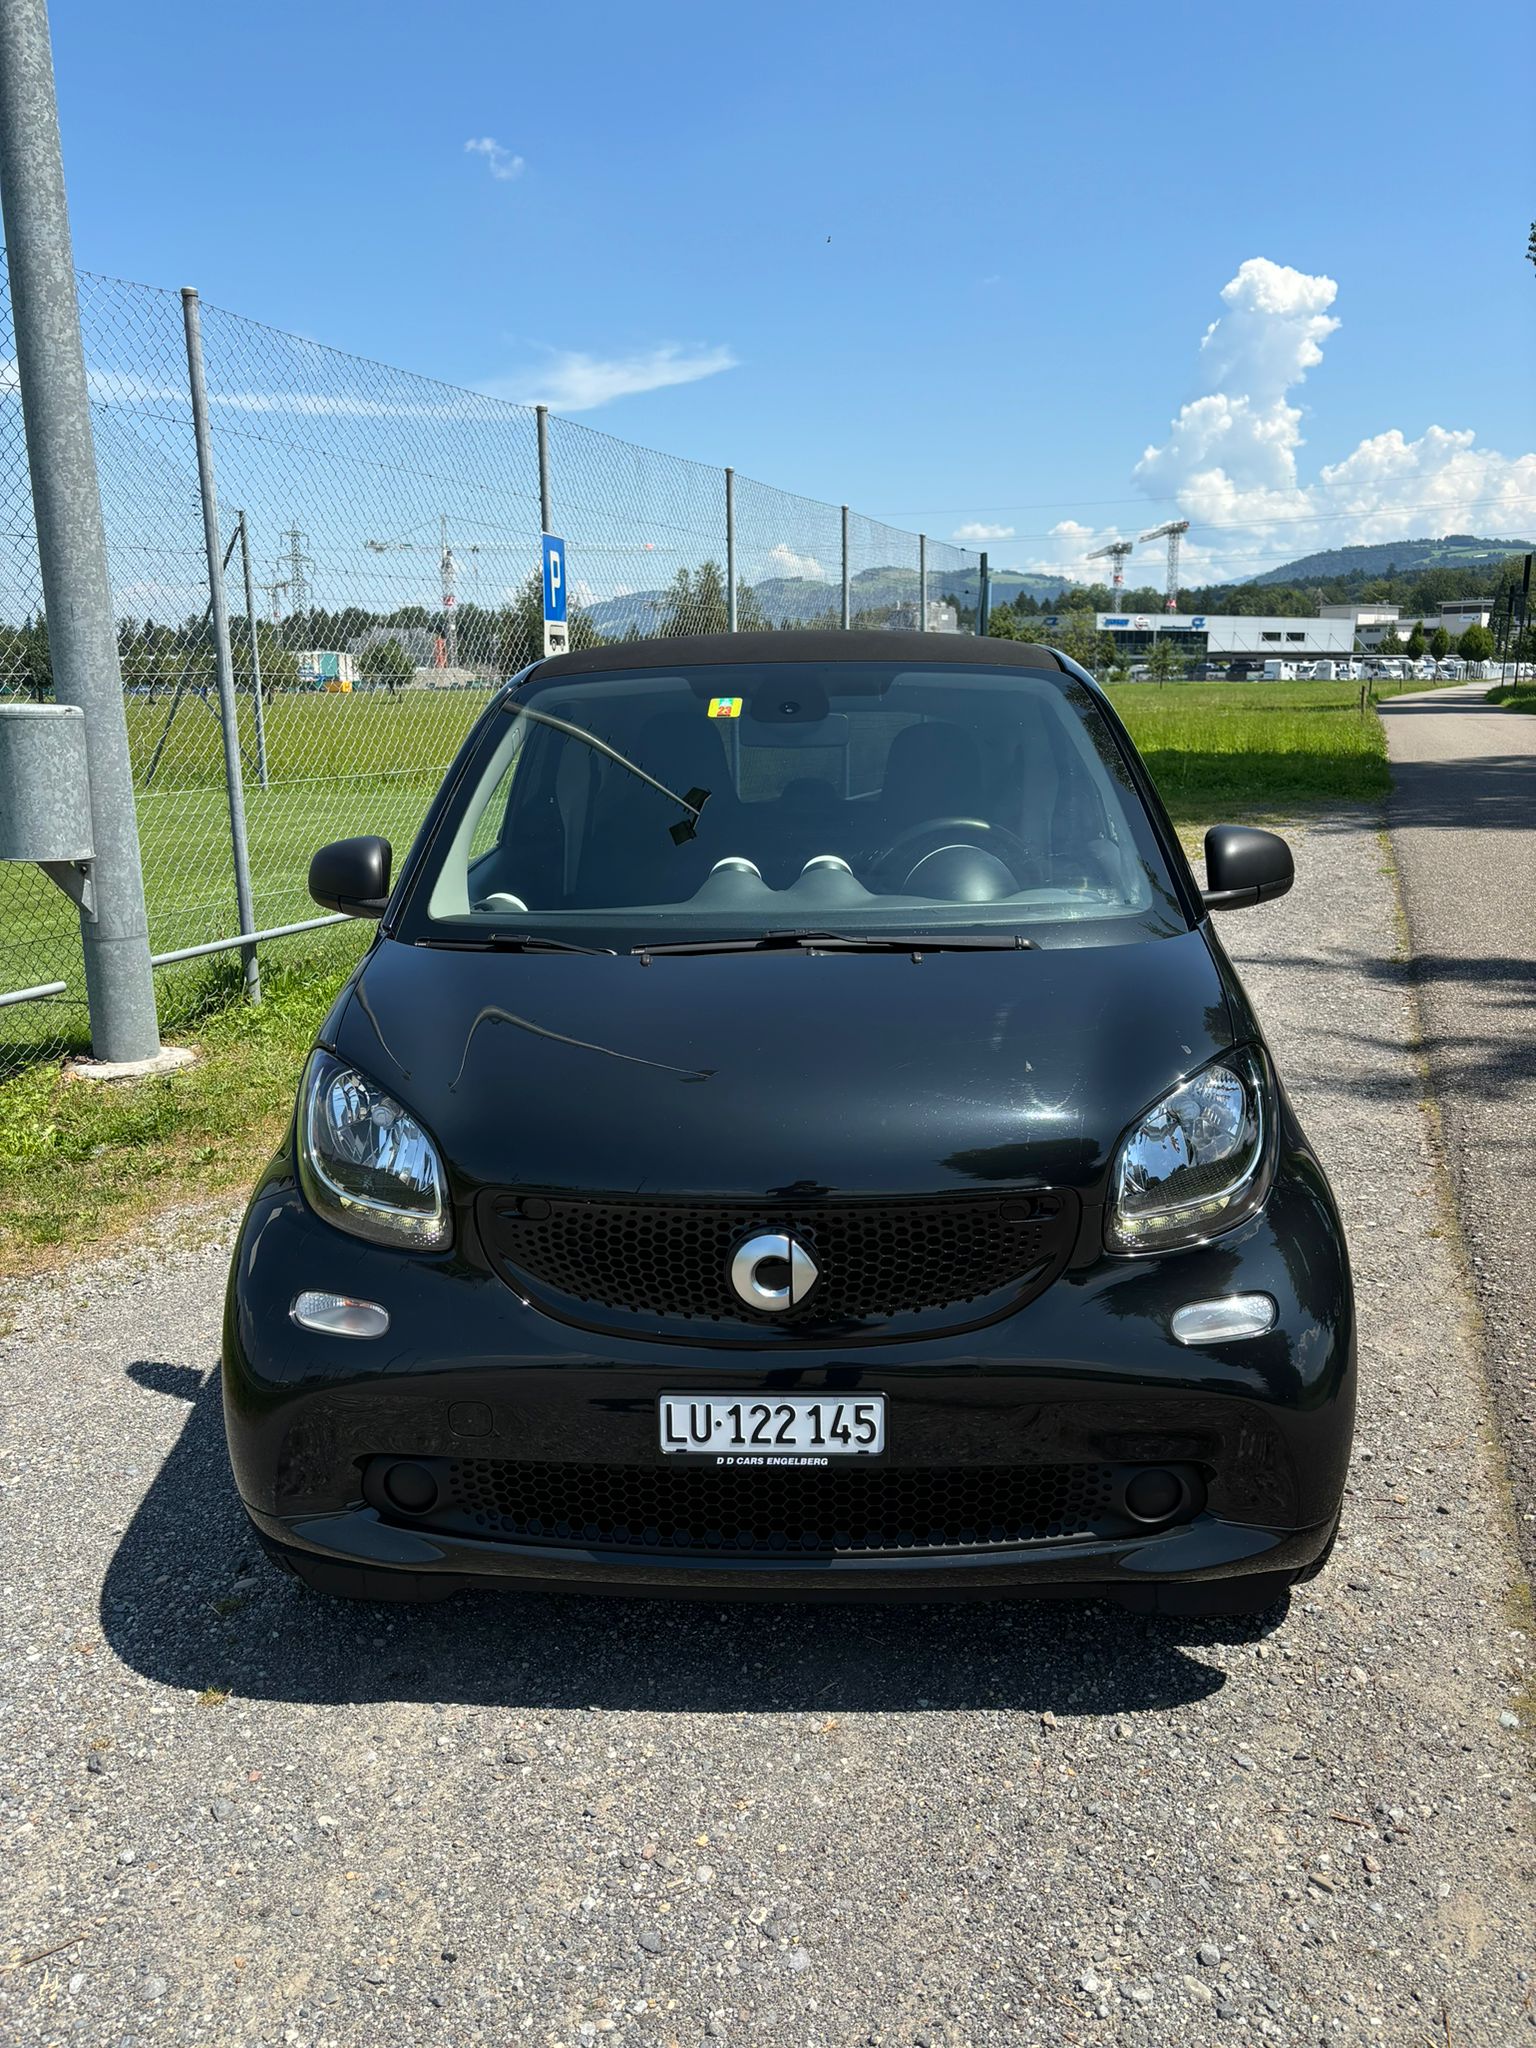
[426,1457,1119,1557]
[477,1190,1077,1345]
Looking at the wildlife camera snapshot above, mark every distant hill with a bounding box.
[1249,534,1533,586]
[582,561,1070,638]
[983,570,1077,602]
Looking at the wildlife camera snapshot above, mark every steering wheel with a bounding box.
[867,817,1035,890]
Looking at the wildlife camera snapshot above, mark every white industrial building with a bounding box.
[1092,613,1355,659]
[1319,599,1493,648]
[1435,598,1493,633]
[1319,603,1408,650]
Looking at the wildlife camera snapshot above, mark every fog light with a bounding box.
[290,1290,390,1339]
[1171,1293,1276,1345]
[381,1460,438,1514]
[1123,1468,1187,1524]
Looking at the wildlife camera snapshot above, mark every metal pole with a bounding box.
[236,510,268,787]
[978,551,990,638]
[536,404,552,532]
[181,287,260,1004]
[918,534,928,632]
[840,506,850,630]
[724,468,738,633]
[0,0,161,1062]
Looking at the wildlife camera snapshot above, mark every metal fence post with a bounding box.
[918,534,927,631]
[724,467,737,632]
[181,287,260,1004]
[235,509,269,787]
[0,0,162,1063]
[536,404,552,532]
[978,551,990,638]
[840,506,850,630]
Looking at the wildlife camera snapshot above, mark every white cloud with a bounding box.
[486,343,737,412]
[766,541,825,580]
[1133,255,1536,576]
[952,521,1014,543]
[465,136,524,182]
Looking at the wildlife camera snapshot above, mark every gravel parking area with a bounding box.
[2,808,1532,2048]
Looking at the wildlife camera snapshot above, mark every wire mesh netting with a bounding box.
[0,267,982,1079]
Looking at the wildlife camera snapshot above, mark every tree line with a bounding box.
[1,549,1528,704]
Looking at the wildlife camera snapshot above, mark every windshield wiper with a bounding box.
[516,707,709,844]
[632,930,1037,958]
[418,933,617,955]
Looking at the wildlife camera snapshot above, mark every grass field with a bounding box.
[1486,684,1536,714]
[1106,676,1403,821]
[1,688,491,1071]
[0,672,1429,1269]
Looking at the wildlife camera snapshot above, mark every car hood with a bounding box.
[329,930,1235,1199]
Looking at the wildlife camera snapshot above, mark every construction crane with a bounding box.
[1086,539,1134,603]
[256,577,290,632]
[1138,519,1190,613]
[365,518,468,667]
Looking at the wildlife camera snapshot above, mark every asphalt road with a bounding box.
[2,811,1533,2048]
[1382,683,1536,1582]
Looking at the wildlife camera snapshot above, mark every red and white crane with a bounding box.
[1085,539,1134,603]
[1138,519,1190,613]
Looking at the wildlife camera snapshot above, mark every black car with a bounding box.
[223,632,1353,1615]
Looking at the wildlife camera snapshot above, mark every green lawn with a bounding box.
[1106,677,1401,822]
[1485,684,1536,714]
[1,688,491,1071]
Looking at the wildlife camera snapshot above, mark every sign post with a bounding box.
[541,532,568,659]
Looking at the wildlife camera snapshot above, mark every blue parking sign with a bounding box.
[541,533,567,625]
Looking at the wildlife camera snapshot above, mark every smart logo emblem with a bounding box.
[730,1232,819,1312]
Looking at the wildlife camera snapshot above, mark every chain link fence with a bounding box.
[0,266,983,1079]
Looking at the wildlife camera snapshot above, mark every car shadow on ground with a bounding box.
[1226,936,1536,1105]
[1384,752,1536,833]
[100,1363,1273,1717]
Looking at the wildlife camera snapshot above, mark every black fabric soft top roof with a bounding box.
[529,629,1068,680]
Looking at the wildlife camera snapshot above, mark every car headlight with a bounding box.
[296,1051,451,1249]
[1106,1047,1271,1253]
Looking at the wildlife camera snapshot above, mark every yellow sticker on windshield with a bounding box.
[708,695,743,719]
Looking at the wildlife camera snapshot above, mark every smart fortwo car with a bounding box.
[223,632,1354,1615]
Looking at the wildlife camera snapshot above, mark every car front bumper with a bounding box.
[223,1145,1354,1604]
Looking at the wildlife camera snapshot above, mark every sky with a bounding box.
[47,0,1536,587]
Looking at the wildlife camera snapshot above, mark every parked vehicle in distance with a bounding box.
[1262,659,1298,681]
[224,631,1356,1617]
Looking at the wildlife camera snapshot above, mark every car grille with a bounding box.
[477,1190,1077,1344]
[424,1457,1119,1557]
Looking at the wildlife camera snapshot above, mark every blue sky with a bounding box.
[51,0,1536,583]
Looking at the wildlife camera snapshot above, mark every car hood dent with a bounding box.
[330,930,1235,1198]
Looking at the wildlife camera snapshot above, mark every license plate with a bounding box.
[659,1393,886,1461]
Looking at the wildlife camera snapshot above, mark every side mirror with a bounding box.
[309,835,392,918]
[1202,824,1293,912]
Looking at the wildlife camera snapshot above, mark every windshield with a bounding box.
[404,660,1186,949]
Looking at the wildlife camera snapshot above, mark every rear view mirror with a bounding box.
[309,835,392,918]
[1202,825,1293,912]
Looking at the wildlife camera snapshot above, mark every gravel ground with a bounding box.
[2,809,1532,2048]
[1383,683,1536,1583]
